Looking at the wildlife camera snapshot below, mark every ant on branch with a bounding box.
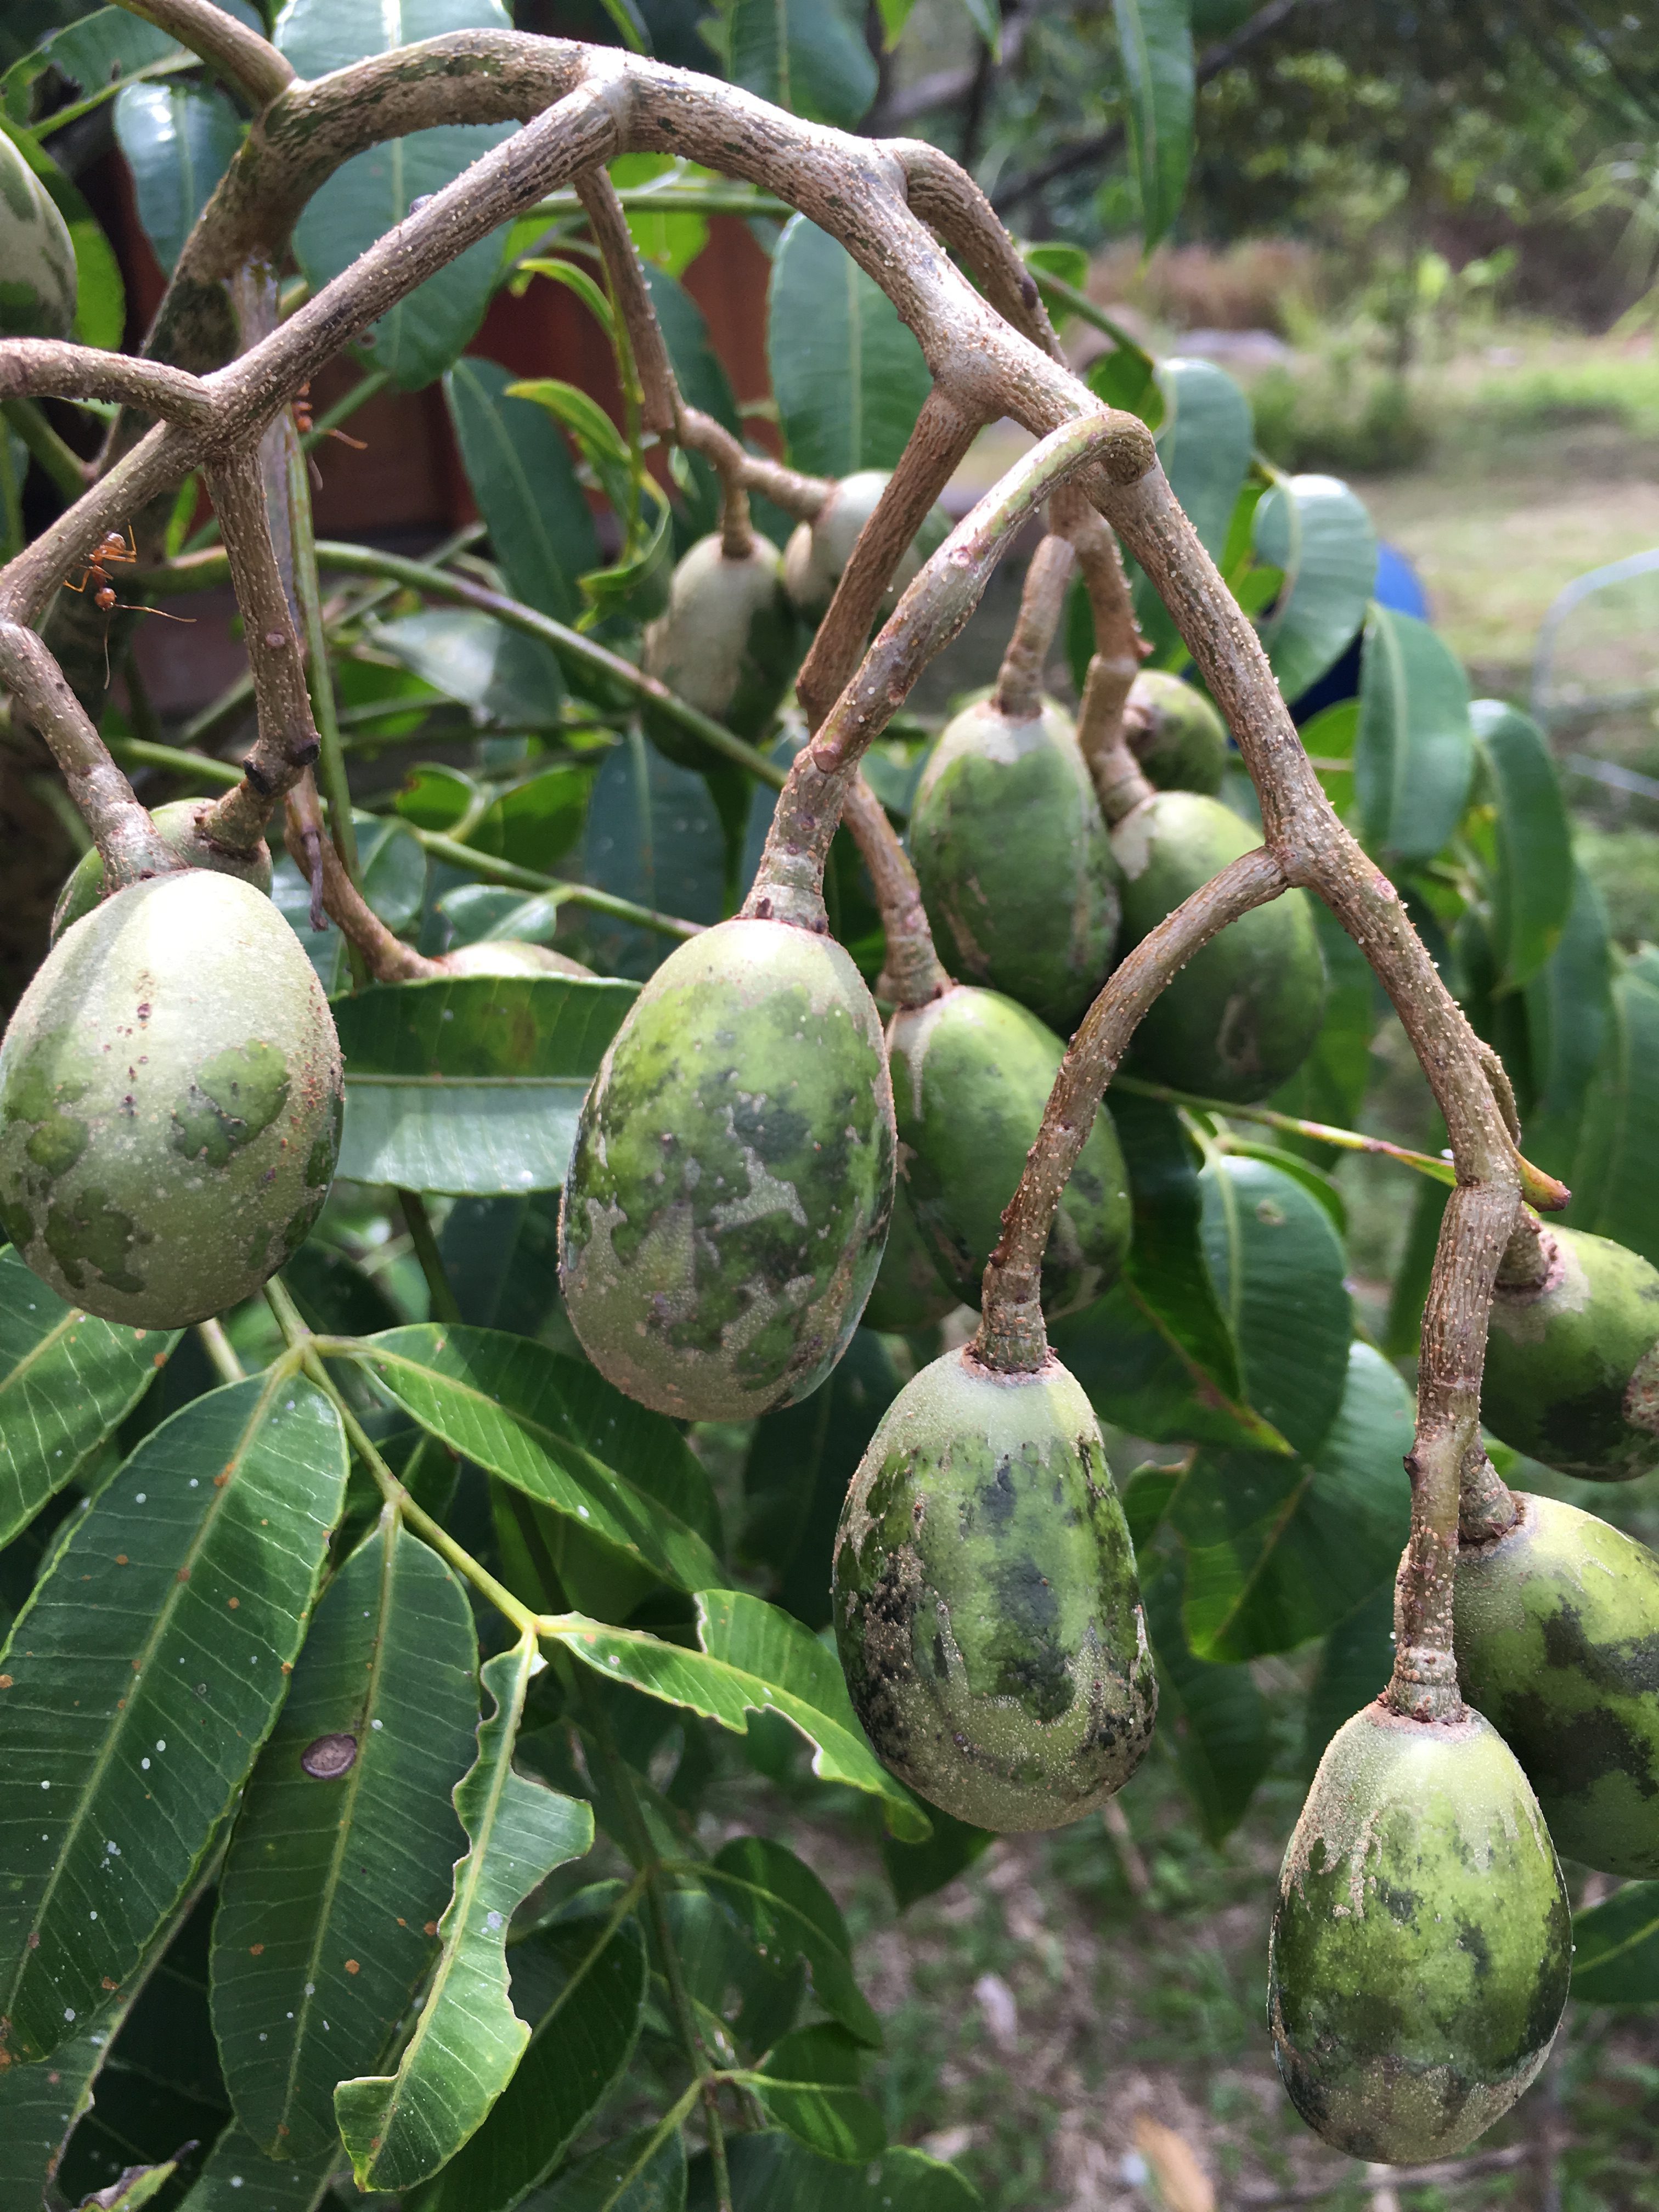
[60,523,195,686]
[292,381,368,486]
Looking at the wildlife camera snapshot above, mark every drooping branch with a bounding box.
[840,774,950,1009]
[0,342,213,425]
[975,846,1289,1373]
[993,531,1073,720]
[110,0,296,109]
[676,407,829,525]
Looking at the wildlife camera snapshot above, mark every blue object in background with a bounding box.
[1290,541,1428,723]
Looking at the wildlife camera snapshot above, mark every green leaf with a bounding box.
[1050,1097,1288,1454]
[513,259,616,338]
[469,766,590,874]
[878,1804,993,1912]
[357,810,428,933]
[276,0,516,388]
[611,154,709,279]
[704,1836,881,2046]
[1571,1881,1659,2004]
[1113,0,1195,250]
[723,0,877,128]
[691,2134,983,2210]
[579,730,729,981]
[0,1244,177,1549]
[371,608,567,729]
[1302,1582,1394,1775]
[1355,605,1474,864]
[1252,475,1375,706]
[743,1329,901,1630]
[0,2017,116,2207]
[1268,902,1376,1153]
[111,82,242,275]
[1563,966,1659,1272]
[1169,1342,1414,1662]
[211,1515,479,2158]
[170,2127,339,2210]
[768,215,933,478]
[438,1194,563,1335]
[1522,864,1615,1181]
[398,764,483,835]
[1469,699,1573,993]
[531,2126,686,2211]
[281,1241,404,1339]
[360,1324,726,1587]
[1154,357,1251,562]
[556,1592,930,1842]
[444,358,601,628]
[746,2025,885,2162]
[334,1638,595,2191]
[1199,1152,1351,1458]
[5,7,183,122]
[0,1372,348,2065]
[1141,1558,1270,1843]
[330,973,637,1197]
[410,1898,647,2212]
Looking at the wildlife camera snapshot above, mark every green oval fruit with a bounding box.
[0,873,343,1328]
[439,941,593,978]
[1122,669,1228,794]
[833,1346,1155,1829]
[1269,1701,1569,2164]
[860,1176,958,1334]
[559,916,895,1420]
[910,696,1119,1034]
[642,534,797,765]
[889,985,1131,1319]
[51,799,273,944]
[0,132,76,341]
[782,472,951,622]
[1113,790,1326,1103]
[1457,1491,1659,1877]
[1482,1227,1659,1481]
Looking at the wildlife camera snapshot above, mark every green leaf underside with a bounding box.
[1141,1558,1271,1843]
[111,81,242,275]
[1113,0,1195,250]
[0,1373,348,2066]
[704,1835,881,2045]
[211,1515,480,2159]
[1564,967,1659,1272]
[579,733,729,981]
[1171,1341,1415,1662]
[556,1592,929,1842]
[169,2125,339,2209]
[1571,1881,1659,2004]
[277,1,517,388]
[334,1638,594,2190]
[768,215,933,478]
[360,1324,725,1588]
[1254,474,1375,706]
[0,1244,178,1550]
[1523,864,1615,1182]
[410,1901,647,2212]
[1355,602,1474,863]
[1470,698,1574,994]
[444,357,600,625]
[331,974,636,1195]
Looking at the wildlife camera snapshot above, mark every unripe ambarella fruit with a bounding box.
[0,873,343,1327]
[782,472,951,622]
[0,131,76,340]
[888,986,1131,1318]
[909,695,1119,1034]
[642,534,797,765]
[1457,1491,1659,1877]
[1482,1227,1659,1481]
[833,1346,1156,1830]
[1269,1702,1569,2164]
[1113,791,1326,1103]
[559,917,895,1420]
[52,798,273,943]
[438,941,592,978]
[1122,669,1228,795]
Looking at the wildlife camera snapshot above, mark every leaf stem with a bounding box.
[263,1279,542,1638]
[398,1192,462,1325]
[1109,1074,1459,1186]
[195,1317,245,1385]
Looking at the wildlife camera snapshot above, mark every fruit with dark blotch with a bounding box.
[1482,1228,1659,1481]
[1457,1491,1659,1877]
[888,985,1131,1319]
[1269,1701,1569,2163]
[558,917,895,1420]
[782,472,952,622]
[1122,669,1228,795]
[0,873,343,1328]
[642,534,797,765]
[909,695,1119,1034]
[52,799,273,943]
[860,1176,959,1334]
[438,941,593,978]
[0,129,76,340]
[833,1346,1156,1830]
[1113,791,1327,1103]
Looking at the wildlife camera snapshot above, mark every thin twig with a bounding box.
[108,0,296,107]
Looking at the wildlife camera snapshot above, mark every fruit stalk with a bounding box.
[282,791,442,982]
[1055,492,1153,822]
[975,844,1288,1371]
[840,774,951,1007]
[992,532,1074,720]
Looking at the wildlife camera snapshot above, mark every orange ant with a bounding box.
[61,523,194,686]
[292,381,368,486]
